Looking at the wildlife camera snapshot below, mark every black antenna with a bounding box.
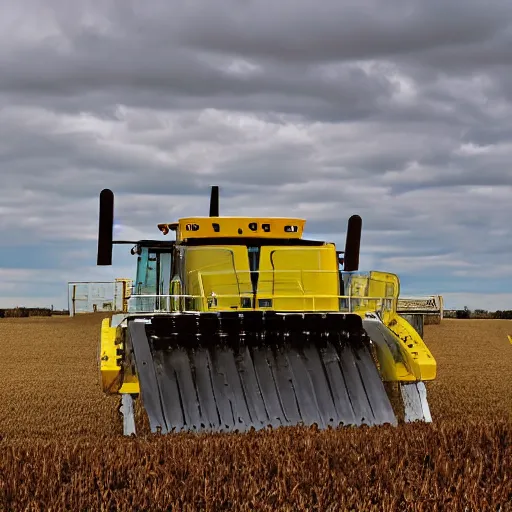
[343,214,362,271]
[97,188,114,265]
[209,186,219,216]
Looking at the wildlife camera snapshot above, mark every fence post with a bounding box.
[71,285,76,317]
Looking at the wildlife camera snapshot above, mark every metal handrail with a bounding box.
[127,293,396,314]
[126,269,399,314]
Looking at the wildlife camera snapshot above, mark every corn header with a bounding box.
[97,187,436,435]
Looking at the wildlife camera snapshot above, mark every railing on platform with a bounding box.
[126,270,401,316]
[127,293,397,315]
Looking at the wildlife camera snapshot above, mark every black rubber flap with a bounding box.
[127,312,397,433]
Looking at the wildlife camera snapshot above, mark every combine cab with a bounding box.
[97,187,436,435]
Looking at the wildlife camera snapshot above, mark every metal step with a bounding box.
[126,312,397,433]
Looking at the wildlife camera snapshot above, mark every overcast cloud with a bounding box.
[1,0,512,311]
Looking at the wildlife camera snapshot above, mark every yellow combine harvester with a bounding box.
[97,187,436,435]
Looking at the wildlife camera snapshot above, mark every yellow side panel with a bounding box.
[100,318,123,394]
[257,245,339,311]
[371,272,436,380]
[371,342,417,382]
[100,318,140,394]
[387,313,437,381]
[184,246,252,310]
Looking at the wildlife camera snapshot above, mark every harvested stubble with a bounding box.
[425,319,512,422]
[0,315,511,511]
[0,314,120,439]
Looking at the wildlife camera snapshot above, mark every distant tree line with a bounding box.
[0,307,69,318]
[444,307,512,320]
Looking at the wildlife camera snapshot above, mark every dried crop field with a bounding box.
[0,315,511,511]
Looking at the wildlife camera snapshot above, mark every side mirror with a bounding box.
[343,214,362,271]
[97,188,114,265]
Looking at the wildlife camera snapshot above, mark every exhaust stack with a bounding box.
[209,186,219,217]
[343,214,362,271]
[97,188,114,265]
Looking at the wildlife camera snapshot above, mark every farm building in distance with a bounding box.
[67,278,132,316]
[397,295,444,323]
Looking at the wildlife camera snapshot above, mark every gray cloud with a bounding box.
[1,0,512,309]
[178,1,511,62]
